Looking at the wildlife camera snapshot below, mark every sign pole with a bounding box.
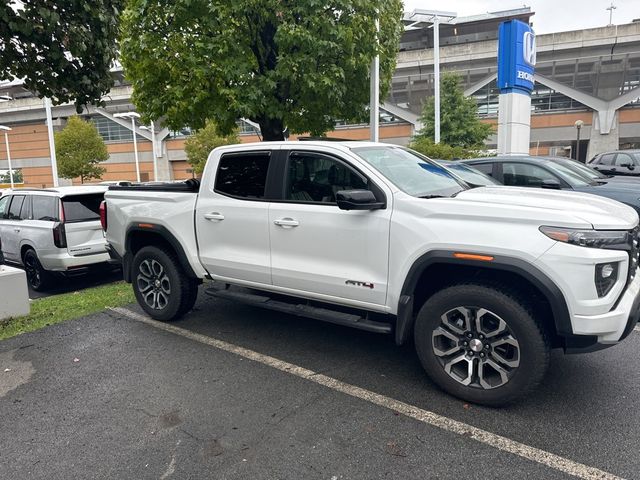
[433,14,441,144]
[497,20,536,156]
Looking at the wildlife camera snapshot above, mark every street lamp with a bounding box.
[114,112,141,182]
[574,119,584,162]
[140,121,158,182]
[0,126,14,188]
[407,9,457,144]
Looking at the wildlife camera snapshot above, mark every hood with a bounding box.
[454,186,639,230]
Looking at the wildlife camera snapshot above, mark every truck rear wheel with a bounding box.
[132,246,198,321]
[414,283,550,406]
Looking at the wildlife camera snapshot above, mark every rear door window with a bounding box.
[7,195,25,220]
[469,163,495,176]
[62,194,103,223]
[32,196,59,221]
[214,152,271,199]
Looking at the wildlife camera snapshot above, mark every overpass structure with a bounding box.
[0,8,639,186]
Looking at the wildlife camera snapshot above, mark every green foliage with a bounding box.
[120,0,404,140]
[0,170,23,184]
[0,1,124,110]
[409,137,481,160]
[55,116,108,183]
[0,282,135,341]
[416,73,494,148]
[184,120,240,174]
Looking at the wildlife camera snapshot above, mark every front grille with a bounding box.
[627,226,640,284]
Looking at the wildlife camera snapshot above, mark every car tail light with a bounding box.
[53,222,67,248]
[100,200,107,231]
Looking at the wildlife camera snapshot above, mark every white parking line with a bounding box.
[110,307,625,480]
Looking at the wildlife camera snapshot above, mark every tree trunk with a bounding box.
[258,118,285,141]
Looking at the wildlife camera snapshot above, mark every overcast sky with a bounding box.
[402,0,638,34]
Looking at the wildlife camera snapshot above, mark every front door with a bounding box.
[269,150,391,307]
[196,150,274,285]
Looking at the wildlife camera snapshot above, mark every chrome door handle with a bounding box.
[204,212,225,221]
[274,218,299,228]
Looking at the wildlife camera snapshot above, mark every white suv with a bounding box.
[0,186,111,291]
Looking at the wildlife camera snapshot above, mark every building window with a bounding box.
[91,116,134,142]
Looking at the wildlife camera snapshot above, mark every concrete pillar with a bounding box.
[497,93,531,155]
[155,142,173,181]
[586,110,620,160]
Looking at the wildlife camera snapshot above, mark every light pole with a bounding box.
[574,119,584,162]
[0,126,14,188]
[114,112,141,182]
[43,97,60,187]
[408,10,457,144]
[606,3,617,26]
[140,121,158,182]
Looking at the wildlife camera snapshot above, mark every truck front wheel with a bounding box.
[414,283,550,406]
[132,246,198,321]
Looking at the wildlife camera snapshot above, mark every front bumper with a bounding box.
[566,267,640,351]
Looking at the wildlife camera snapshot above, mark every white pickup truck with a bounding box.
[103,142,640,405]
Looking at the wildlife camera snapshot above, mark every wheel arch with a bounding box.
[395,250,571,346]
[19,242,37,263]
[124,225,200,283]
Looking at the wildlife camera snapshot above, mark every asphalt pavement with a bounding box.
[1,288,639,479]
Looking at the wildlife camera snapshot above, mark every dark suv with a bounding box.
[589,150,640,176]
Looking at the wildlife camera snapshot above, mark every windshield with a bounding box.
[352,146,466,197]
[439,162,500,186]
[545,161,594,187]
[549,158,605,181]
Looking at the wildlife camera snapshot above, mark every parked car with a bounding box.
[589,150,640,176]
[436,160,501,187]
[0,186,111,290]
[102,142,640,406]
[462,156,640,214]
[545,156,640,186]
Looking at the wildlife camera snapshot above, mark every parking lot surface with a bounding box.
[1,289,639,479]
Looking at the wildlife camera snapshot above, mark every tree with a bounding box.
[416,73,493,148]
[184,120,240,174]
[120,0,403,141]
[55,116,108,183]
[0,1,124,109]
[409,137,480,160]
[0,169,23,184]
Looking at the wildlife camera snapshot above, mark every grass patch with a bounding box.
[0,281,136,341]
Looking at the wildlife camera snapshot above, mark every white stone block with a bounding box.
[0,265,30,320]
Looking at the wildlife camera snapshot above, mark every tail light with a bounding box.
[53,223,67,248]
[100,200,107,231]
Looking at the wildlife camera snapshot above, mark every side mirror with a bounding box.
[621,163,635,170]
[336,190,385,211]
[540,179,562,190]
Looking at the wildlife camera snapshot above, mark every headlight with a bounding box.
[539,226,630,250]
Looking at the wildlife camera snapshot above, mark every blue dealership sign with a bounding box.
[497,20,536,94]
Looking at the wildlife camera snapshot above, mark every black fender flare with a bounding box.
[395,250,572,345]
[123,224,200,282]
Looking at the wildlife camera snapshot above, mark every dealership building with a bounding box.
[1,7,639,187]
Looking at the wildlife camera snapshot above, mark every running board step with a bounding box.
[205,287,392,334]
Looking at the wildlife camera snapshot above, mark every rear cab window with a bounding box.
[62,194,104,223]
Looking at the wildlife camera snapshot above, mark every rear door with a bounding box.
[0,194,13,260]
[196,150,274,285]
[61,193,107,256]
